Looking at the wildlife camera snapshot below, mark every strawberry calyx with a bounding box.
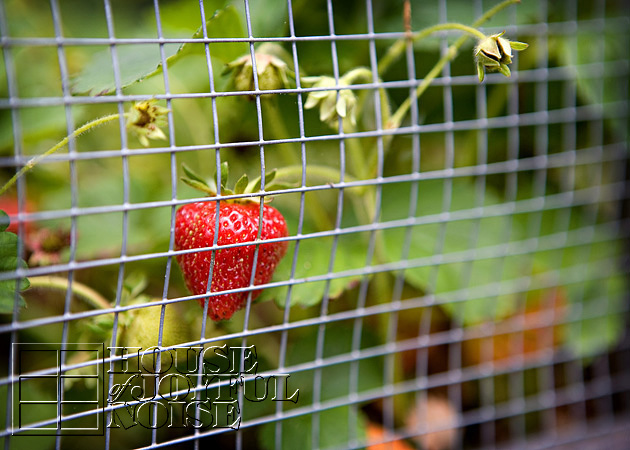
[180,162,291,205]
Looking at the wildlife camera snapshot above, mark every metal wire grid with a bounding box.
[0,0,628,449]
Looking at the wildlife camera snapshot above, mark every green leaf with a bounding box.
[563,274,625,360]
[71,7,247,95]
[0,221,29,314]
[234,173,249,195]
[0,210,8,232]
[263,169,277,188]
[258,324,376,450]
[242,0,288,38]
[180,177,215,195]
[182,163,209,186]
[247,176,263,194]
[258,405,367,450]
[246,169,279,194]
[528,208,627,360]
[380,179,525,325]
[263,182,293,192]
[70,44,180,96]
[553,31,626,136]
[258,229,368,308]
[0,281,27,314]
[216,161,229,192]
[122,272,148,303]
[283,324,384,401]
[498,63,511,78]
[181,162,217,195]
[509,41,529,51]
[188,7,247,63]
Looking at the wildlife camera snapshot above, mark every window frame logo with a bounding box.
[11,343,105,436]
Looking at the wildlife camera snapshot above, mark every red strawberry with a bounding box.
[175,200,288,321]
[0,195,34,235]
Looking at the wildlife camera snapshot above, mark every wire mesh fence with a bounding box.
[0,0,628,449]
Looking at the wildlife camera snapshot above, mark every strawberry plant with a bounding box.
[0,0,530,321]
[1,0,623,372]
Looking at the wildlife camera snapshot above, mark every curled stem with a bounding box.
[27,275,111,310]
[0,113,124,196]
[378,22,487,76]
[379,0,520,76]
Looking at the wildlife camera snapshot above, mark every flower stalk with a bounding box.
[0,100,169,195]
[28,276,111,310]
[0,114,120,196]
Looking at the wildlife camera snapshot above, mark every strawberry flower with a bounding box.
[302,75,357,130]
[474,31,528,82]
[224,44,291,94]
[126,100,169,147]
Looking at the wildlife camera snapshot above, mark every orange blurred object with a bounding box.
[405,395,459,450]
[463,287,567,367]
[366,422,415,450]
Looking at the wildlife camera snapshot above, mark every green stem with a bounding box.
[346,124,369,180]
[262,99,336,230]
[387,43,459,130]
[274,163,357,187]
[341,67,373,85]
[378,22,487,76]
[261,99,301,168]
[28,276,111,310]
[0,113,124,196]
[368,0,521,176]
[339,68,391,180]
[473,0,522,28]
[355,0,521,274]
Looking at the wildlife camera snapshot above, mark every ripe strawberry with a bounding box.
[175,200,288,321]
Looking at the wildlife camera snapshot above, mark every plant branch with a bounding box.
[473,0,521,29]
[367,0,521,176]
[27,276,111,310]
[378,22,487,76]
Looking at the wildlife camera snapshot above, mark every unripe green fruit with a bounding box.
[122,303,193,370]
